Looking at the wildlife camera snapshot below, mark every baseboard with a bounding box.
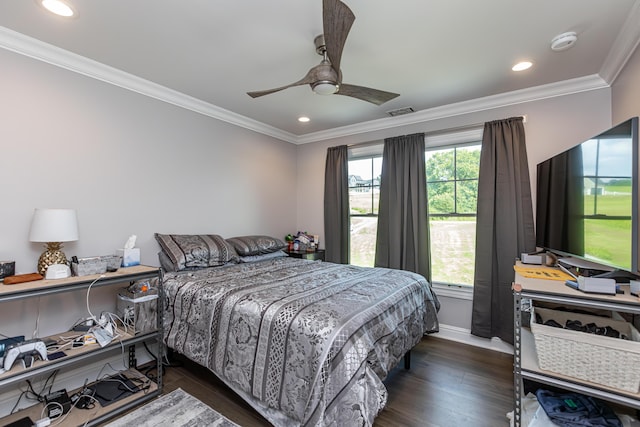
[432,323,514,355]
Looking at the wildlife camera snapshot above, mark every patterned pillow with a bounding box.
[155,234,238,271]
[226,235,286,256]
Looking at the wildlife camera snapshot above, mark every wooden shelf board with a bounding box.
[0,368,159,426]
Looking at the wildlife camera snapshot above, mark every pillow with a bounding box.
[155,234,238,271]
[239,250,288,263]
[226,235,286,256]
[158,250,177,272]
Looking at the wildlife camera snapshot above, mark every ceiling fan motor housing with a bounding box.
[314,34,327,55]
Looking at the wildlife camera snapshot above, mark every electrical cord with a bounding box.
[85,275,106,325]
[33,296,41,339]
[41,401,63,420]
[10,370,59,413]
[10,390,27,414]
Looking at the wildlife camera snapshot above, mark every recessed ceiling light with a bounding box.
[512,61,533,72]
[298,116,310,123]
[39,0,76,17]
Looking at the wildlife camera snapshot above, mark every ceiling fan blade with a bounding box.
[323,0,355,75]
[247,71,316,98]
[336,83,400,106]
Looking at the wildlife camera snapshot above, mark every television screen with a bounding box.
[536,117,639,277]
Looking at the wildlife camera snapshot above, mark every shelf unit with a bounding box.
[512,261,640,427]
[0,265,162,426]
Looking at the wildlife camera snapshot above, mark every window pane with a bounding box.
[371,186,380,214]
[426,149,455,182]
[430,218,476,285]
[349,157,381,215]
[456,180,478,214]
[350,191,373,215]
[349,158,375,181]
[456,146,481,179]
[427,181,455,214]
[372,157,382,181]
[350,217,378,267]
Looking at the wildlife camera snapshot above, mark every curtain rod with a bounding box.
[346,115,526,148]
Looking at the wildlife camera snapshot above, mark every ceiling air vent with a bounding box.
[386,107,414,117]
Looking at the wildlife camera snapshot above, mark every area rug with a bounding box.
[105,388,240,427]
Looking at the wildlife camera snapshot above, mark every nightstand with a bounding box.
[286,249,325,261]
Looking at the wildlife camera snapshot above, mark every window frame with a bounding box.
[426,141,482,289]
[346,128,483,297]
[348,151,383,267]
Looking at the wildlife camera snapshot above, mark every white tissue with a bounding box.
[124,235,137,249]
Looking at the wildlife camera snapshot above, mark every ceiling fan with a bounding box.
[247,0,399,106]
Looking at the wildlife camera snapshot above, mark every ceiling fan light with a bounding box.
[312,81,338,95]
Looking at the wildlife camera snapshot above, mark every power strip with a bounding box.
[91,326,113,347]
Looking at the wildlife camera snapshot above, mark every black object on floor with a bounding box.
[4,417,33,427]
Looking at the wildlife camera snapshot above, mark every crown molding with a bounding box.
[0,25,615,146]
[0,26,298,144]
[296,74,609,144]
[599,0,640,85]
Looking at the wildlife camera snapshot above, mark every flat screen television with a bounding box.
[535,117,639,281]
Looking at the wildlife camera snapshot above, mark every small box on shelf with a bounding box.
[117,248,140,267]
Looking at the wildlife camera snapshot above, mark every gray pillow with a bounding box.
[226,235,286,256]
[239,250,288,263]
[155,234,238,271]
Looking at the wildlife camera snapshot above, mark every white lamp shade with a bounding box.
[29,208,79,242]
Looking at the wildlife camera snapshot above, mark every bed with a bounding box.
[156,234,440,426]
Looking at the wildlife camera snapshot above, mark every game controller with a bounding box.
[3,339,48,371]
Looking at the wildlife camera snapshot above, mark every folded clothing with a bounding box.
[535,389,622,427]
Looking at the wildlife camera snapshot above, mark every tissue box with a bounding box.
[117,248,140,267]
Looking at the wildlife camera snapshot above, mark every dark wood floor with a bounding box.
[161,336,514,427]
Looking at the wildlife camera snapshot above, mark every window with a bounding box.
[348,156,381,267]
[347,130,482,288]
[426,144,481,286]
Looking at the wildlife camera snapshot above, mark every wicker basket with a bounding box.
[531,306,640,392]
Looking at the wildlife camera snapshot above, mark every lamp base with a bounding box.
[37,242,68,276]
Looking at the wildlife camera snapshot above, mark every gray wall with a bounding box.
[0,48,297,338]
[612,41,640,123]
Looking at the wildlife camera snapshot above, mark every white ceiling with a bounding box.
[1,0,639,144]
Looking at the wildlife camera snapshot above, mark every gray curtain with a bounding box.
[324,145,350,264]
[471,117,535,344]
[375,133,431,282]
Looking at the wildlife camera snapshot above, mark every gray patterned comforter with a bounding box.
[163,257,439,426]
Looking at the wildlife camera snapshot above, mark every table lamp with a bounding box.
[29,208,79,275]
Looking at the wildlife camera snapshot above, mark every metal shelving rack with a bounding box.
[0,265,163,426]
[512,262,640,427]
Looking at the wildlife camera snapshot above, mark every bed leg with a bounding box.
[404,350,411,370]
